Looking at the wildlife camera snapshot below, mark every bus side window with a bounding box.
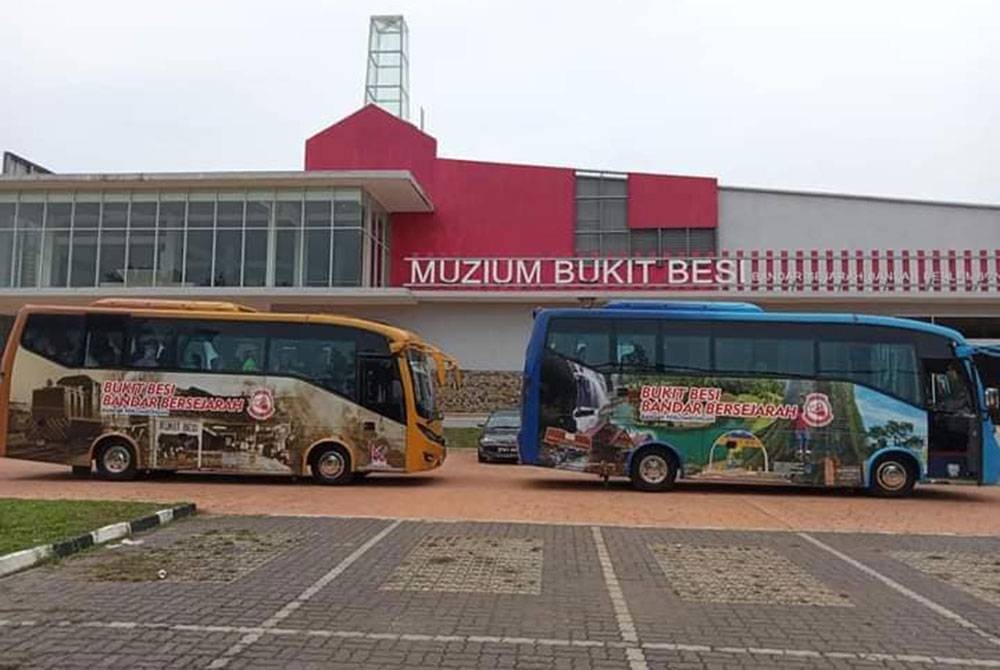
[129,319,177,370]
[85,315,126,368]
[546,318,612,368]
[21,314,85,367]
[615,320,657,370]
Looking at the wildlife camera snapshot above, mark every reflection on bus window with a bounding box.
[22,314,85,367]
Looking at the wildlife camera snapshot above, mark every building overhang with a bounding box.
[0,169,433,213]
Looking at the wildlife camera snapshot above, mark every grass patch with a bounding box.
[444,427,481,450]
[0,498,168,555]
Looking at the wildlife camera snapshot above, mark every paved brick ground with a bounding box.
[4,451,1000,535]
[1,515,999,669]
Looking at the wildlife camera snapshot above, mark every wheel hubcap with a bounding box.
[318,452,345,479]
[103,445,131,474]
[877,462,907,491]
[639,454,669,484]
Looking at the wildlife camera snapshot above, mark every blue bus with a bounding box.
[518,301,1000,496]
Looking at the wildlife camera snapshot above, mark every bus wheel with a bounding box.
[869,456,916,498]
[310,445,353,485]
[630,447,678,492]
[96,441,137,481]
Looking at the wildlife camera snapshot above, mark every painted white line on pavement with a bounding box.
[4,619,1000,667]
[207,518,402,669]
[798,532,1000,649]
[590,526,647,670]
[259,510,1000,538]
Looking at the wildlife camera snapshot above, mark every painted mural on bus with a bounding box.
[536,351,929,488]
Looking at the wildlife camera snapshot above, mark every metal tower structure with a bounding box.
[364,15,410,121]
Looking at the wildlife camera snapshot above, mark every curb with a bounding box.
[0,502,196,580]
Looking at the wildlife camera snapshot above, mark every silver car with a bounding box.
[477,409,521,463]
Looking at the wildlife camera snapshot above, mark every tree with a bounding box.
[867,420,923,450]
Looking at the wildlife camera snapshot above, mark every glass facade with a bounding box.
[0,188,389,289]
[574,172,717,256]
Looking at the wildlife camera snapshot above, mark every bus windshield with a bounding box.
[408,350,438,420]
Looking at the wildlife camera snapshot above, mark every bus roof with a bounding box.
[538,301,968,345]
[18,300,420,345]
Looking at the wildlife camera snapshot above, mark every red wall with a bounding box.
[305,106,718,287]
[390,158,575,284]
[627,172,718,229]
[305,106,437,188]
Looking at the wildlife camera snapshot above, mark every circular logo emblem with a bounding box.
[801,392,834,428]
[247,388,275,421]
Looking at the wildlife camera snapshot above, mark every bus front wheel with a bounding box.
[95,441,137,481]
[310,445,353,486]
[629,447,678,492]
[869,456,916,498]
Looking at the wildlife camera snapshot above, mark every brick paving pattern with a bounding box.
[382,535,544,595]
[891,549,1000,607]
[0,514,999,669]
[649,543,853,607]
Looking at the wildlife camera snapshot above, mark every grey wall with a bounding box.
[338,302,538,372]
[719,188,1000,251]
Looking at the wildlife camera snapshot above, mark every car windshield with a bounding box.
[407,350,437,420]
[487,412,520,429]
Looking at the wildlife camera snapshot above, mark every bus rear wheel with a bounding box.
[869,456,916,498]
[310,445,353,485]
[95,441,137,481]
[630,447,678,492]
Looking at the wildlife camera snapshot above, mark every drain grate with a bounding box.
[382,535,543,595]
[650,543,852,607]
[892,550,1000,606]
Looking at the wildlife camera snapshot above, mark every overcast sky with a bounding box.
[2,0,997,202]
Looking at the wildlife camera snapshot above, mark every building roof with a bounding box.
[0,169,434,213]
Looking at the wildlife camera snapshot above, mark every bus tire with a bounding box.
[95,440,138,481]
[310,444,353,485]
[630,446,678,492]
[869,455,917,498]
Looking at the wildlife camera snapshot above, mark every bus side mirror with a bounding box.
[986,387,999,411]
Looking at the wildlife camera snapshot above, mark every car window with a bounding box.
[487,413,521,428]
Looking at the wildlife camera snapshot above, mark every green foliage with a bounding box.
[0,499,169,555]
[867,420,924,450]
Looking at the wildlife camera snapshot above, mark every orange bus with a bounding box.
[0,299,459,484]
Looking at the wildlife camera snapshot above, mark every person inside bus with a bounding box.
[620,342,650,368]
[87,332,121,367]
[133,340,160,368]
[934,361,972,412]
[240,346,261,372]
[270,346,303,375]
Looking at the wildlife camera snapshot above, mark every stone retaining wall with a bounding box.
[438,371,522,414]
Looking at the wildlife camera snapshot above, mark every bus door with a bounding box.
[925,359,981,481]
[356,354,407,469]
